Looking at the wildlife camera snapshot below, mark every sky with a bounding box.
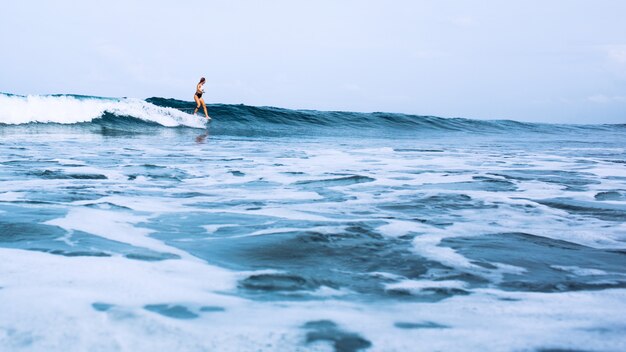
[1,0,625,123]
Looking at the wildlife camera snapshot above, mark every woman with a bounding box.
[194,77,210,120]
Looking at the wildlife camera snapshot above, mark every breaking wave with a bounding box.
[0,93,205,128]
[1,93,622,136]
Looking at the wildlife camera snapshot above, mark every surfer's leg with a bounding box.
[201,99,209,118]
[193,95,200,115]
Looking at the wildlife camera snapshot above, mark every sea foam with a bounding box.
[0,93,204,128]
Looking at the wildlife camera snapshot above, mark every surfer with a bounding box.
[194,77,210,120]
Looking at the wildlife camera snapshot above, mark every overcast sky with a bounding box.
[1,0,625,123]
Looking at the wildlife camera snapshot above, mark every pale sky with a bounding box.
[1,0,625,123]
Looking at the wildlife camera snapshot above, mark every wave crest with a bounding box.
[0,93,205,128]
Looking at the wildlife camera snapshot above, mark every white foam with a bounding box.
[551,266,610,276]
[306,286,353,297]
[412,233,478,270]
[0,192,24,202]
[245,208,331,221]
[73,195,185,213]
[377,220,428,237]
[52,158,87,166]
[3,246,625,351]
[0,94,204,128]
[202,224,239,234]
[385,279,468,295]
[368,271,407,281]
[219,225,346,240]
[44,207,192,259]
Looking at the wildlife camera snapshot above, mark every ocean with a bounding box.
[1,92,625,351]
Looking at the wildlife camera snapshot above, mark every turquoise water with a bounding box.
[1,93,626,351]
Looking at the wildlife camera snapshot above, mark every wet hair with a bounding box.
[200,77,206,83]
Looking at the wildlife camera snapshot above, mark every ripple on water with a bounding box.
[489,169,600,191]
[594,191,626,201]
[302,320,372,352]
[536,198,626,222]
[27,170,107,180]
[441,232,626,293]
[158,221,460,300]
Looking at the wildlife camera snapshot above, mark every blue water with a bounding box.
[1,93,626,351]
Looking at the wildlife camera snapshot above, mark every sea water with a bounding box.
[1,93,626,351]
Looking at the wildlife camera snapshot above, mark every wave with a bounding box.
[146,97,623,136]
[0,93,205,128]
[1,93,623,136]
